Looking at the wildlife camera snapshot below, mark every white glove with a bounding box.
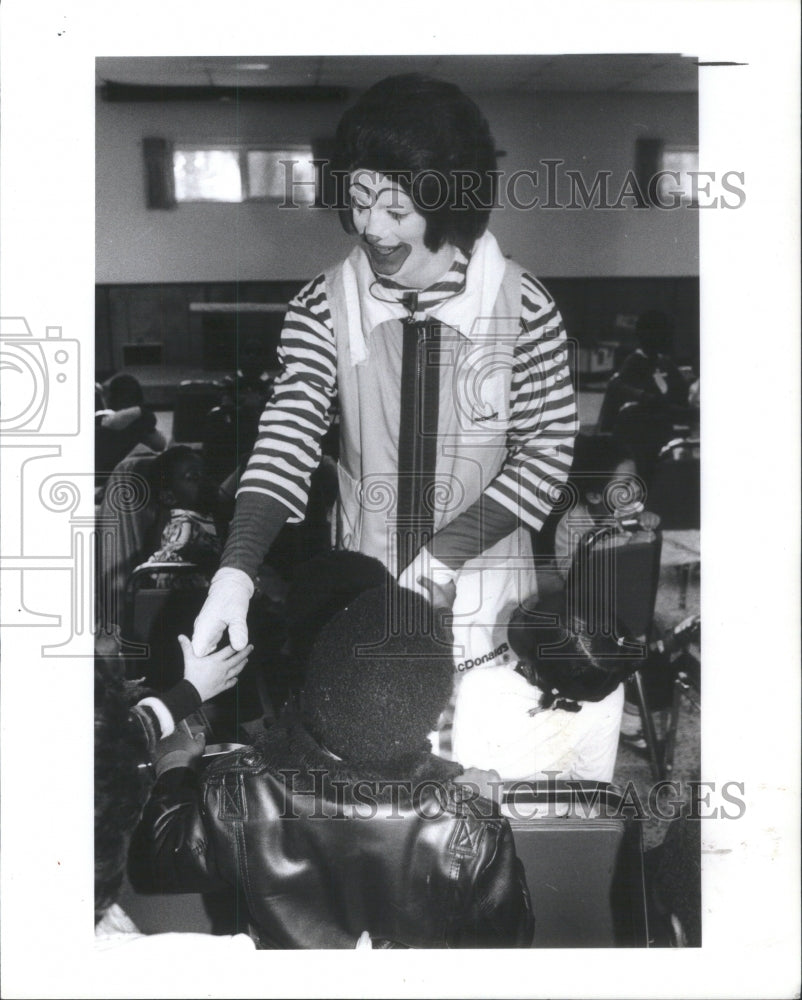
[191,567,254,656]
[398,548,457,609]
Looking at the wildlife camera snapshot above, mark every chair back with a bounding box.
[597,373,627,433]
[647,453,700,530]
[501,781,649,947]
[567,526,662,641]
[122,562,205,645]
[96,453,159,635]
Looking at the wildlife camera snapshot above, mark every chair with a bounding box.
[596,373,628,433]
[658,618,700,778]
[501,781,649,947]
[122,560,276,739]
[96,452,160,646]
[648,449,700,530]
[122,560,205,657]
[567,526,668,780]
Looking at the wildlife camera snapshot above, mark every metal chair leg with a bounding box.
[662,673,685,777]
[631,669,665,781]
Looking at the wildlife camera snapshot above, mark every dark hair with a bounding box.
[106,373,144,410]
[332,74,498,253]
[285,551,394,671]
[567,432,637,502]
[301,583,454,768]
[94,659,152,924]
[507,595,641,709]
[146,445,201,501]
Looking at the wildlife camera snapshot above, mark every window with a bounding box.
[174,148,243,202]
[635,139,700,208]
[655,146,700,206]
[171,144,318,204]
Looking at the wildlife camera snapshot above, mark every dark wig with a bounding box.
[94,659,152,924]
[507,595,642,709]
[332,74,498,253]
[301,582,454,769]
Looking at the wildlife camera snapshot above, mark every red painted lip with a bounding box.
[363,241,412,275]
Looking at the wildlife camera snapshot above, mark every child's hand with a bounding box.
[177,634,254,703]
[152,724,206,777]
[453,767,503,802]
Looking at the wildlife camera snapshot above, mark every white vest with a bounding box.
[324,237,537,669]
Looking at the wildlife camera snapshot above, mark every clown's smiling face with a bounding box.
[349,170,455,289]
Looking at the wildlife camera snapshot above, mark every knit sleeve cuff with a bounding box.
[157,680,202,726]
[219,491,291,580]
[430,495,519,569]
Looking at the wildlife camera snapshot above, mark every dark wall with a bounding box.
[546,276,699,366]
[95,276,699,377]
[95,280,305,375]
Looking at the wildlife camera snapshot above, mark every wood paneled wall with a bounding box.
[95,276,699,377]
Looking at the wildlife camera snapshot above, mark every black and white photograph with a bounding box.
[0,2,799,998]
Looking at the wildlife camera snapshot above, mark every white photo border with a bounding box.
[1,1,799,997]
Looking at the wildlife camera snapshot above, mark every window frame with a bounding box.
[171,141,318,205]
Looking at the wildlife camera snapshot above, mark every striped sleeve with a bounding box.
[237,274,337,522]
[483,272,578,533]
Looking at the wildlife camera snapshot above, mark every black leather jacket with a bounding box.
[129,718,533,949]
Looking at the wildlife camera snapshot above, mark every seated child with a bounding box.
[452,593,642,782]
[554,432,660,578]
[128,572,534,949]
[94,642,253,956]
[143,446,222,588]
[95,373,166,494]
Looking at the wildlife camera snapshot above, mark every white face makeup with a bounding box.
[348,170,455,289]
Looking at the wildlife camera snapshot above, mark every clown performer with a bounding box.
[191,73,578,732]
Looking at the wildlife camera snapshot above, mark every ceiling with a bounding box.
[96,54,698,95]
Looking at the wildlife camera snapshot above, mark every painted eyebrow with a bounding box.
[348,183,411,207]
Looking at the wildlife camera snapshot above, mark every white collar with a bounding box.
[340,231,508,364]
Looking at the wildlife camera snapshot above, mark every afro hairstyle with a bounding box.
[301,581,455,768]
[284,550,394,670]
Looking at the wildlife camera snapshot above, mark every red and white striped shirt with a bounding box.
[238,245,577,537]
